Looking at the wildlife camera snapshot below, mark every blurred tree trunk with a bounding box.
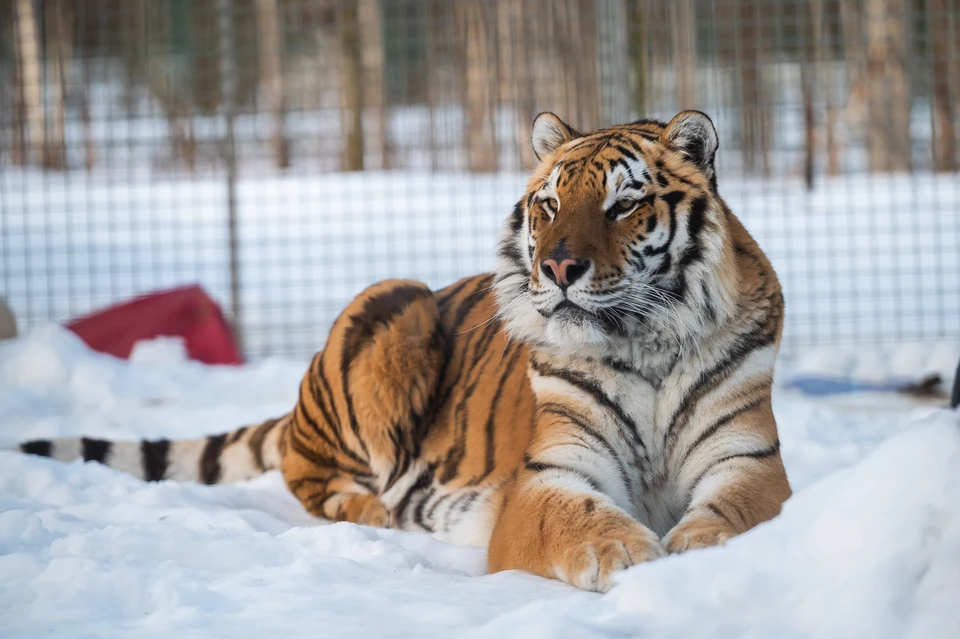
[671,0,697,109]
[864,0,911,172]
[597,0,630,124]
[820,0,842,175]
[554,0,600,131]
[800,0,816,188]
[257,0,289,169]
[628,0,651,117]
[43,0,72,169]
[737,0,770,175]
[498,0,536,169]
[14,0,45,166]
[927,0,957,172]
[456,0,498,172]
[838,0,866,130]
[359,0,390,169]
[423,0,442,170]
[340,0,365,171]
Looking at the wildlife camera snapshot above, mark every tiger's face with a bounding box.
[494,111,737,354]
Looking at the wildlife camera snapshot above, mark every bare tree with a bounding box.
[257,0,289,169]
[671,0,697,109]
[864,0,911,172]
[456,0,498,172]
[14,0,45,166]
[554,0,600,132]
[340,0,364,171]
[799,0,817,188]
[838,0,867,131]
[359,0,391,170]
[737,0,770,175]
[44,0,73,169]
[628,0,652,117]
[927,0,957,171]
[497,0,536,169]
[819,0,843,176]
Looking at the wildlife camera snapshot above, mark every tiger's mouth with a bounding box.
[541,299,623,334]
[537,299,590,319]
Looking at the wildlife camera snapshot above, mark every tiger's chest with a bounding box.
[558,358,692,536]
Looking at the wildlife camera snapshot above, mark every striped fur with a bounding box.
[16,111,791,592]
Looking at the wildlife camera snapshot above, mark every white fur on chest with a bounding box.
[541,353,705,535]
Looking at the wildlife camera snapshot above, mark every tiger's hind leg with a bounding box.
[280,280,445,527]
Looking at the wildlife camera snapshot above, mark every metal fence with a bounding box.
[1,0,958,358]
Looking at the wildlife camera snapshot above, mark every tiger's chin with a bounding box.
[543,308,609,349]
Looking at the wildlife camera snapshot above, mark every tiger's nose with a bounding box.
[540,257,590,289]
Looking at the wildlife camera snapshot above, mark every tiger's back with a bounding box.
[280,273,535,545]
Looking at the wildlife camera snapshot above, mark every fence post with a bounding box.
[217,0,243,357]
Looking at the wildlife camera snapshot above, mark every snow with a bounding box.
[1,328,959,638]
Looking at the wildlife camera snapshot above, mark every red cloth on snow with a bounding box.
[66,285,243,365]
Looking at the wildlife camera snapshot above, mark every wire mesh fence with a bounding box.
[1,0,958,358]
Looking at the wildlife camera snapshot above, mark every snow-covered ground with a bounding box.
[1,327,958,638]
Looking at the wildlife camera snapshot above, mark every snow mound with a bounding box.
[474,411,960,639]
[1,327,959,638]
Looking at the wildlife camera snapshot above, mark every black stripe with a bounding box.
[664,324,778,450]
[287,475,332,495]
[438,321,501,483]
[677,197,708,271]
[508,200,525,232]
[706,502,732,525]
[611,144,639,162]
[523,454,603,492]
[435,277,476,310]
[469,344,522,486]
[532,358,647,453]
[301,375,339,451]
[395,464,437,526]
[425,490,457,523]
[287,424,370,477]
[81,437,112,463]
[227,426,249,445]
[200,433,228,484]
[679,394,768,469]
[694,440,781,487]
[20,440,51,457]
[701,280,716,323]
[248,417,280,471]
[539,402,626,481]
[644,191,683,256]
[441,490,480,531]
[141,439,170,481]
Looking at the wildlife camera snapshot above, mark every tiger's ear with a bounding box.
[531,112,579,161]
[662,111,719,188]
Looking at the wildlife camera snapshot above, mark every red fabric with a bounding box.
[66,285,243,365]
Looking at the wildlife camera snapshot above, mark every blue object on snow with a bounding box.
[786,376,916,396]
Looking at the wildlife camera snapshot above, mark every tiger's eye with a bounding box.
[608,199,637,220]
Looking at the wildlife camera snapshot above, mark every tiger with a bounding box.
[14,110,791,592]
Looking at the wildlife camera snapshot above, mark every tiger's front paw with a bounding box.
[556,523,665,593]
[663,513,735,554]
[341,494,393,528]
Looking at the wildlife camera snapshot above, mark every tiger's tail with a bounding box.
[13,414,290,484]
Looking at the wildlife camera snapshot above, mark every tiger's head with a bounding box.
[494,111,740,356]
